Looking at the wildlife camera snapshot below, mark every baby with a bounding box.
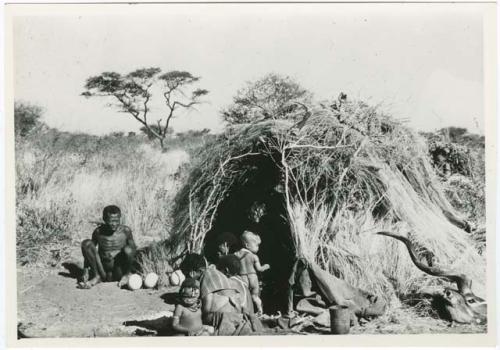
[172,278,213,336]
[235,230,270,315]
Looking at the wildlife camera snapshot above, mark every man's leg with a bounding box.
[79,239,106,289]
[114,245,136,287]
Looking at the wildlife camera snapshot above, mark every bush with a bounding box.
[17,199,74,266]
[14,101,44,137]
[422,129,485,224]
[222,73,313,124]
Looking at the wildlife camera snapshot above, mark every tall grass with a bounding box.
[15,129,194,267]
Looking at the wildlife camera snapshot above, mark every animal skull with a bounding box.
[376,231,487,325]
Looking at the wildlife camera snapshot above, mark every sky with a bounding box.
[12,3,485,135]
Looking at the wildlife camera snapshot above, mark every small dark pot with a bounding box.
[329,305,351,334]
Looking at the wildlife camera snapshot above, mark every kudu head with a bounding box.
[376,231,486,324]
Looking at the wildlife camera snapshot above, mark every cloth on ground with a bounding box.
[206,311,263,336]
[288,259,367,326]
[296,297,327,316]
[305,261,355,305]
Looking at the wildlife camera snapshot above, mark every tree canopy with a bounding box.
[222,73,312,125]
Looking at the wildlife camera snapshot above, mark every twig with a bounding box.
[285,144,355,151]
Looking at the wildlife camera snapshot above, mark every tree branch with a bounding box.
[284,143,355,151]
[172,100,199,110]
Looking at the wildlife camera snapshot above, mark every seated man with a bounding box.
[78,205,136,289]
[179,253,262,336]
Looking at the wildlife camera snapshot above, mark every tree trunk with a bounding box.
[159,136,167,152]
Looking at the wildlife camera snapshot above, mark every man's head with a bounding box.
[179,277,201,307]
[216,232,237,258]
[179,253,207,280]
[103,205,121,232]
[241,230,261,254]
[216,254,241,277]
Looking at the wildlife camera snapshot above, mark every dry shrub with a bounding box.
[136,243,175,287]
[443,174,485,223]
[17,198,75,266]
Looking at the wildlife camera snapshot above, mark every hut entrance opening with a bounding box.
[202,154,296,314]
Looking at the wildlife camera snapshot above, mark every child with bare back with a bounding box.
[234,231,270,315]
[172,278,214,336]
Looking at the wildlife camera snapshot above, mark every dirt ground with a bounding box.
[16,263,486,338]
[17,266,177,338]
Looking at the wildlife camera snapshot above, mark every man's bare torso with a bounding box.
[93,225,131,259]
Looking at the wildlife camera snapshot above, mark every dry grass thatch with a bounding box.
[166,98,485,301]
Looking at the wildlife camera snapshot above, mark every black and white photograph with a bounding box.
[4,2,497,346]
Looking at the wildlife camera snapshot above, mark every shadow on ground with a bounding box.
[160,292,178,305]
[123,316,176,336]
[58,262,84,280]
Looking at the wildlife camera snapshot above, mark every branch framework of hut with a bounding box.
[166,98,485,314]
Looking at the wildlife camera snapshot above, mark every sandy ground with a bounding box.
[17,264,486,338]
[17,266,177,338]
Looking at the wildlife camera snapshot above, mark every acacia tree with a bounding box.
[82,67,208,149]
[222,73,312,125]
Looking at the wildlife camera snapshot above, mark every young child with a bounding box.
[79,205,136,289]
[234,231,270,315]
[172,278,214,336]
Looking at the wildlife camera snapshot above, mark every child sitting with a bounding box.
[172,278,214,336]
[234,231,270,315]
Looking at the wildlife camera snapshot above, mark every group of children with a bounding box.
[172,230,271,336]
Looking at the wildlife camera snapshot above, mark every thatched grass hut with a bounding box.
[163,98,485,314]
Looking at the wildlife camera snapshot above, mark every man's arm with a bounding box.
[124,227,137,251]
[91,228,99,248]
[202,294,214,315]
[286,286,295,317]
